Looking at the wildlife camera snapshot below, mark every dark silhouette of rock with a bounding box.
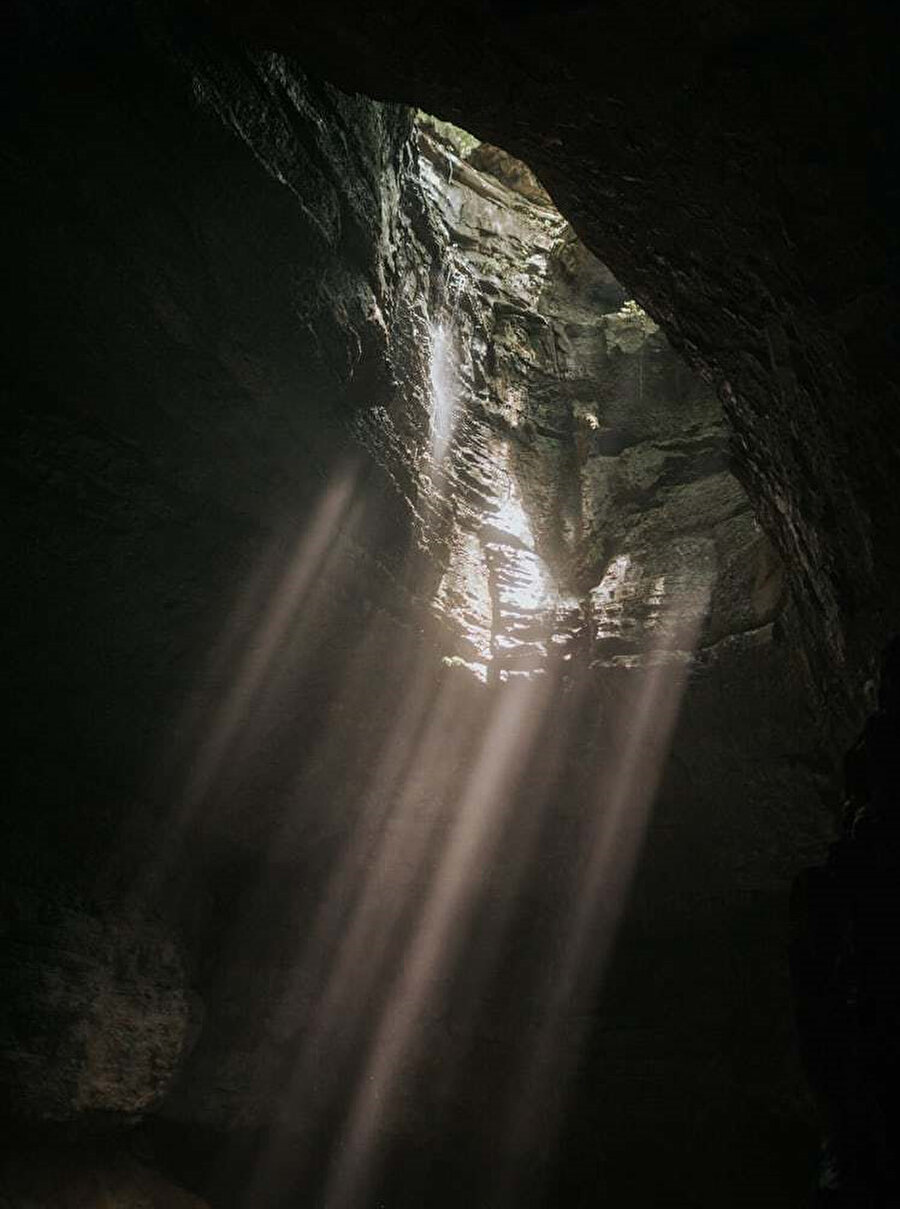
[0,891,192,1125]
[791,638,900,1206]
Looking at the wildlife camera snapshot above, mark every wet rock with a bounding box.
[396,117,778,680]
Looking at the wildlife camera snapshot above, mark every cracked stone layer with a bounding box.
[378,116,786,682]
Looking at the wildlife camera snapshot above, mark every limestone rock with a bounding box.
[391,116,778,681]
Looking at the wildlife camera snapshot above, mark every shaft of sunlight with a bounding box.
[323,674,552,1209]
[496,575,714,1195]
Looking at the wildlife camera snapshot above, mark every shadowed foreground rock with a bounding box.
[1,897,191,1125]
[0,1145,209,1208]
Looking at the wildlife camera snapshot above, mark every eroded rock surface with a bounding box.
[0,1144,209,1208]
[392,117,785,683]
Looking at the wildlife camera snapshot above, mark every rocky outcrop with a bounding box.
[396,117,784,682]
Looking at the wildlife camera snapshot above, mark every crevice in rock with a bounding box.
[375,112,789,684]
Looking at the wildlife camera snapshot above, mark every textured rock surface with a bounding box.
[0,889,191,1124]
[400,118,784,682]
[214,0,900,724]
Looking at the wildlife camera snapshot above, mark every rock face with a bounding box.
[397,117,784,682]
[1,891,191,1124]
[2,4,862,1208]
[0,1144,210,1208]
[215,0,900,724]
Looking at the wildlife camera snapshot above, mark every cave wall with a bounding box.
[3,4,415,828]
[216,0,900,722]
[2,0,431,1136]
[410,117,787,678]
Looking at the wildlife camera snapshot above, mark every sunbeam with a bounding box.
[322,672,554,1208]
[495,576,715,1198]
[154,110,750,1209]
[179,464,361,818]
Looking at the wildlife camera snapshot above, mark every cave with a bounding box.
[3,3,899,1207]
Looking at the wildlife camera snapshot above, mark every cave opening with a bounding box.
[409,111,759,689]
[5,5,896,1208]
